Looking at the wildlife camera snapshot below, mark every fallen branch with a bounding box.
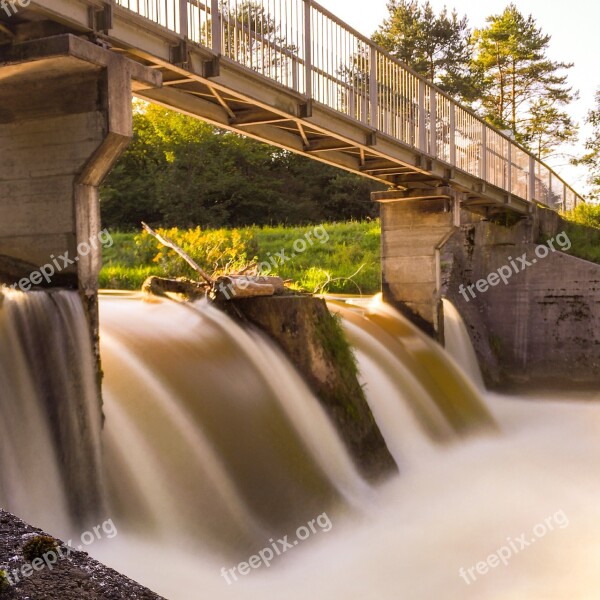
[141,223,293,301]
[142,276,209,299]
[141,222,214,285]
[213,275,286,300]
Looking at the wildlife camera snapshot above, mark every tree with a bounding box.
[100,103,381,230]
[372,0,478,101]
[574,90,600,200]
[214,0,298,87]
[472,4,577,157]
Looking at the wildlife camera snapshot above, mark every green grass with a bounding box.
[100,221,382,294]
[560,204,600,264]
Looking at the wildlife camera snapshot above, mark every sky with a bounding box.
[316,0,598,194]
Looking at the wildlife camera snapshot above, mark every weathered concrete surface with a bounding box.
[0,510,164,599]
[373,190,457,335]
[0,34,159,380]
[217,295,398,482]
[441,210,600,387]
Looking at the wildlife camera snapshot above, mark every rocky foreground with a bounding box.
[0,510,164,599]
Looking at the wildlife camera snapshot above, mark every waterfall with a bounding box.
[0,289,105,530]
[0,288,507,600]
[328,295,493,442]
[442,298,486,390]
[99,293,370,555]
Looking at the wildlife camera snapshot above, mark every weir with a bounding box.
[0,0,590,389]
[0,2,598,597]
[0,290,494,552]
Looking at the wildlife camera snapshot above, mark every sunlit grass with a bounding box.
[100,220,382,295]
[561,204,600,263]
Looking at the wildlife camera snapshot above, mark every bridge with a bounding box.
[0,0,587,334]
[3,0,584,210]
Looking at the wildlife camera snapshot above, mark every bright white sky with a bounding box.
[316,0,598,194]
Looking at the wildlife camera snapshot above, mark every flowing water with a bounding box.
[0,289,105,530]
[1,288,600,599]
[441,298,485,390]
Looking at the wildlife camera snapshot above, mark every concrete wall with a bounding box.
[375,191,457,335]
[441,212,600,387]
[375,186,600,386]
[0,71,106,286]
[0,34,159,382]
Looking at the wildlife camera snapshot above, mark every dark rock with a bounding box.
[0,510,164,599]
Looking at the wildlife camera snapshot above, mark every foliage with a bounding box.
[372,0,478,101]
[221,0,291,66]
[558,204,600,264]
[573,90,600,200]
[471,4,577,157]
[0,570,8,591]
[100,221,382,294]
[100,103,382,230]
[22,536,58,562]
[564,203,600,229]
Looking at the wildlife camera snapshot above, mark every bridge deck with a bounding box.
[3,0,584,215]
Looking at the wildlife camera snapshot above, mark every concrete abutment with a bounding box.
[373,189,459,336]
[0,34,160,372]
[374,188,600,387]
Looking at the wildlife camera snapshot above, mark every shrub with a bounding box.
[563,203,600,229]
[560,203,600,264]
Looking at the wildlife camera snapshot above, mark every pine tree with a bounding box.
[472,4,577,157]
[574,90,600,200]
[372,0,478,101]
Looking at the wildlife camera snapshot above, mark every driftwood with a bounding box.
[141,222,214,285]
[212,275,286,300]
[142,276,208,299]
[141,223,288,300]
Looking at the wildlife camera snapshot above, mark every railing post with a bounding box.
[480,122,487,182]
[429,90,437,158]
[211,0,222,55]
[528,155,536,202]
[506,140,512,195]
[179,0,188,38]
[449,103,456,166]
[370,46,378,129]
[418,79,427,152]
[304,0,312,99]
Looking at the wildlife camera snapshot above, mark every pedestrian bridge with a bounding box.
[0,0,587,336]
[4,0,584,215]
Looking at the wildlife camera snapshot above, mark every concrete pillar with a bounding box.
[0,35,160,288]
[373,189,458,336]
[0,34,159,353]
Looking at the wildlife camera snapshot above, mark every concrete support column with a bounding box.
[0,34,160,363]
[373,189,458,336]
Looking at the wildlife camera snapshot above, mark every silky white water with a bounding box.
[442,298,486,390]
[0,289,105,531]
[2,289,599,599]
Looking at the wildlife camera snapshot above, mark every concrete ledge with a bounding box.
[0,34,161,88]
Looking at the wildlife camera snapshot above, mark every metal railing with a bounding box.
[115,0,584,211]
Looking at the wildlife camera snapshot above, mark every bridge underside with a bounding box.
[1,2,531,217]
